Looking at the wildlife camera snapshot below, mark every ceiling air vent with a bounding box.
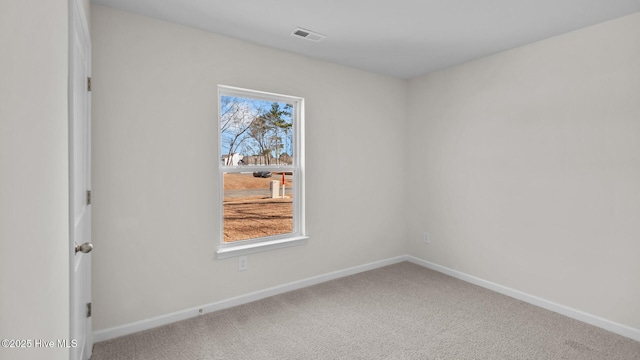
[291,27,326,42]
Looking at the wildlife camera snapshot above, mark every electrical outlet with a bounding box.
[238,256,248,271]
[423,232,431,244]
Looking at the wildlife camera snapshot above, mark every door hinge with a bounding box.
[87,77,92,92]
[87,190,92,205]
[86,302,92,318]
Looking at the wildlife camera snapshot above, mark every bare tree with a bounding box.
[220,97,259,165]
[248,115,272,165]
[247,102,292,166]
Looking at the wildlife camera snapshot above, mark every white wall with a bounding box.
[90,5,408,331]
[0,1,70,360]
[407,12,640,330]
[91,4,640,337]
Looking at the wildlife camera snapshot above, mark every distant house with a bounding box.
[221,153,244,166]
[241,154,292,166]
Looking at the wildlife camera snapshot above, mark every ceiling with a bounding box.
[91,0,640,78]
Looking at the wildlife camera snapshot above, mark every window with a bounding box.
[216,85,306,258]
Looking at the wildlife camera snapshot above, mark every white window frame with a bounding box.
[216,85,307,259]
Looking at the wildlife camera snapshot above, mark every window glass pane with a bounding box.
[218,86,304,251]
[220,96,294,167]
[223,171,294,242]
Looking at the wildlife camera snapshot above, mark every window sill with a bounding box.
[216,236,309,259]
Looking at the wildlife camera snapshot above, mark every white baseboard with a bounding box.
[406,255,640,342]
[94,254,640,343]
[93,255,408,343]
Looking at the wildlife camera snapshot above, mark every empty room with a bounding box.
[2,0,640,359]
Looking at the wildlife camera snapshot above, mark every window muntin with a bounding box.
[218,86,305,253]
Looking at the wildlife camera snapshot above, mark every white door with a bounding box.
[69,0,92,359]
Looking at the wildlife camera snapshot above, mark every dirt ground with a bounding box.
[223,173,293,242]
[223,172,292,190]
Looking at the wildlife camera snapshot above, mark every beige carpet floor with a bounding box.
[91,262,640,359]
